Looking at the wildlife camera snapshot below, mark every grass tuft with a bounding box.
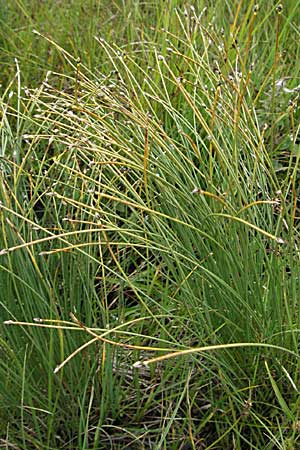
[1,1,300,448]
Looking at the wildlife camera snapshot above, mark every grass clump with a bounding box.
[1,2,300,449]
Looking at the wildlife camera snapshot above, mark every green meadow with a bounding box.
[1,1,300,448]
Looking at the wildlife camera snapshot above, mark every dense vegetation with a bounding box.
[1,1,300,448]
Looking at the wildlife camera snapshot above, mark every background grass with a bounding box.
[1,1,300,449]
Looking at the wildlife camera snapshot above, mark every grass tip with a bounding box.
[3,320,14,325]
[0,249,9,255]
[191,188,201,194]
[133,361,146,369]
